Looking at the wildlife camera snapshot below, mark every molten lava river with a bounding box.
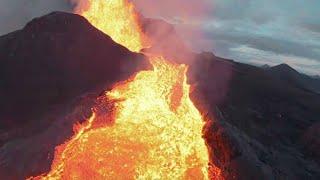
[30,0,221,179]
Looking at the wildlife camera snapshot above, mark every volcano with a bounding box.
[0,1,320,180]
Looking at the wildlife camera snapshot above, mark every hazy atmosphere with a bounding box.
[1,1,320,179]
[1,0,319,75]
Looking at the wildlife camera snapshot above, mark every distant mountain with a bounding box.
[312,75,320,79]
[261,64,271,69]
[266,63,320,94]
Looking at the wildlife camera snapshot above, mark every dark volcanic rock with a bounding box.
[0,12,149,131]
[266,63,320,94]
[301,122,320,164]
[0,12,150,179]
[0,94,97,179]
[190,52,320,179]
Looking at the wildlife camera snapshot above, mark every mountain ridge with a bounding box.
[0,11,149,131]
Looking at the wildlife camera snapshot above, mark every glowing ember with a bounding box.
[30,0,221,179]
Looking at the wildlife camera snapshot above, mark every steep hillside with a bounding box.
[0,12,149,131]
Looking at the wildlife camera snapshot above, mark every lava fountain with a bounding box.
[30,0,221,179]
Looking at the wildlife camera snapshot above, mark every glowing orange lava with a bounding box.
[74,0,148,52]
[30,0,221,179]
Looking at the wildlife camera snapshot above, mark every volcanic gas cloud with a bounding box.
[29,0,222,179]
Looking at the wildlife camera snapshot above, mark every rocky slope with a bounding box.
[266,63,320,94]
[189,52,320,179]
[0,12,149,138]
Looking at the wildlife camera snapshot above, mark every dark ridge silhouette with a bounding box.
[266,63,320,93]
[312,75,320,79]
[260,64,271,69]
[0,11,149,136]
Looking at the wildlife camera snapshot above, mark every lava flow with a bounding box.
[30,0,221,179]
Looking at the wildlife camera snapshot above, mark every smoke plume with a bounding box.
[131,0,213,53]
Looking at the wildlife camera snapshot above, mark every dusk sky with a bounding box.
[1,0,319,75]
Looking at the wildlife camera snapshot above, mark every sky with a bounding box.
[0,0,319,75]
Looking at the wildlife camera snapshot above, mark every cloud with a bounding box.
[187,0,320,75]
[0,0,71,35]
[207,30,320,60]
[231,45,320,75]
[132,0,213,21]
[211,0,252,20]
[147,0,320,75]
[0,0,319,75]
[301,22,320,34]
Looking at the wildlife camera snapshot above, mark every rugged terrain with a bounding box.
[0,12,319,179]
[0,12,149,141]
[189,53,320,179]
